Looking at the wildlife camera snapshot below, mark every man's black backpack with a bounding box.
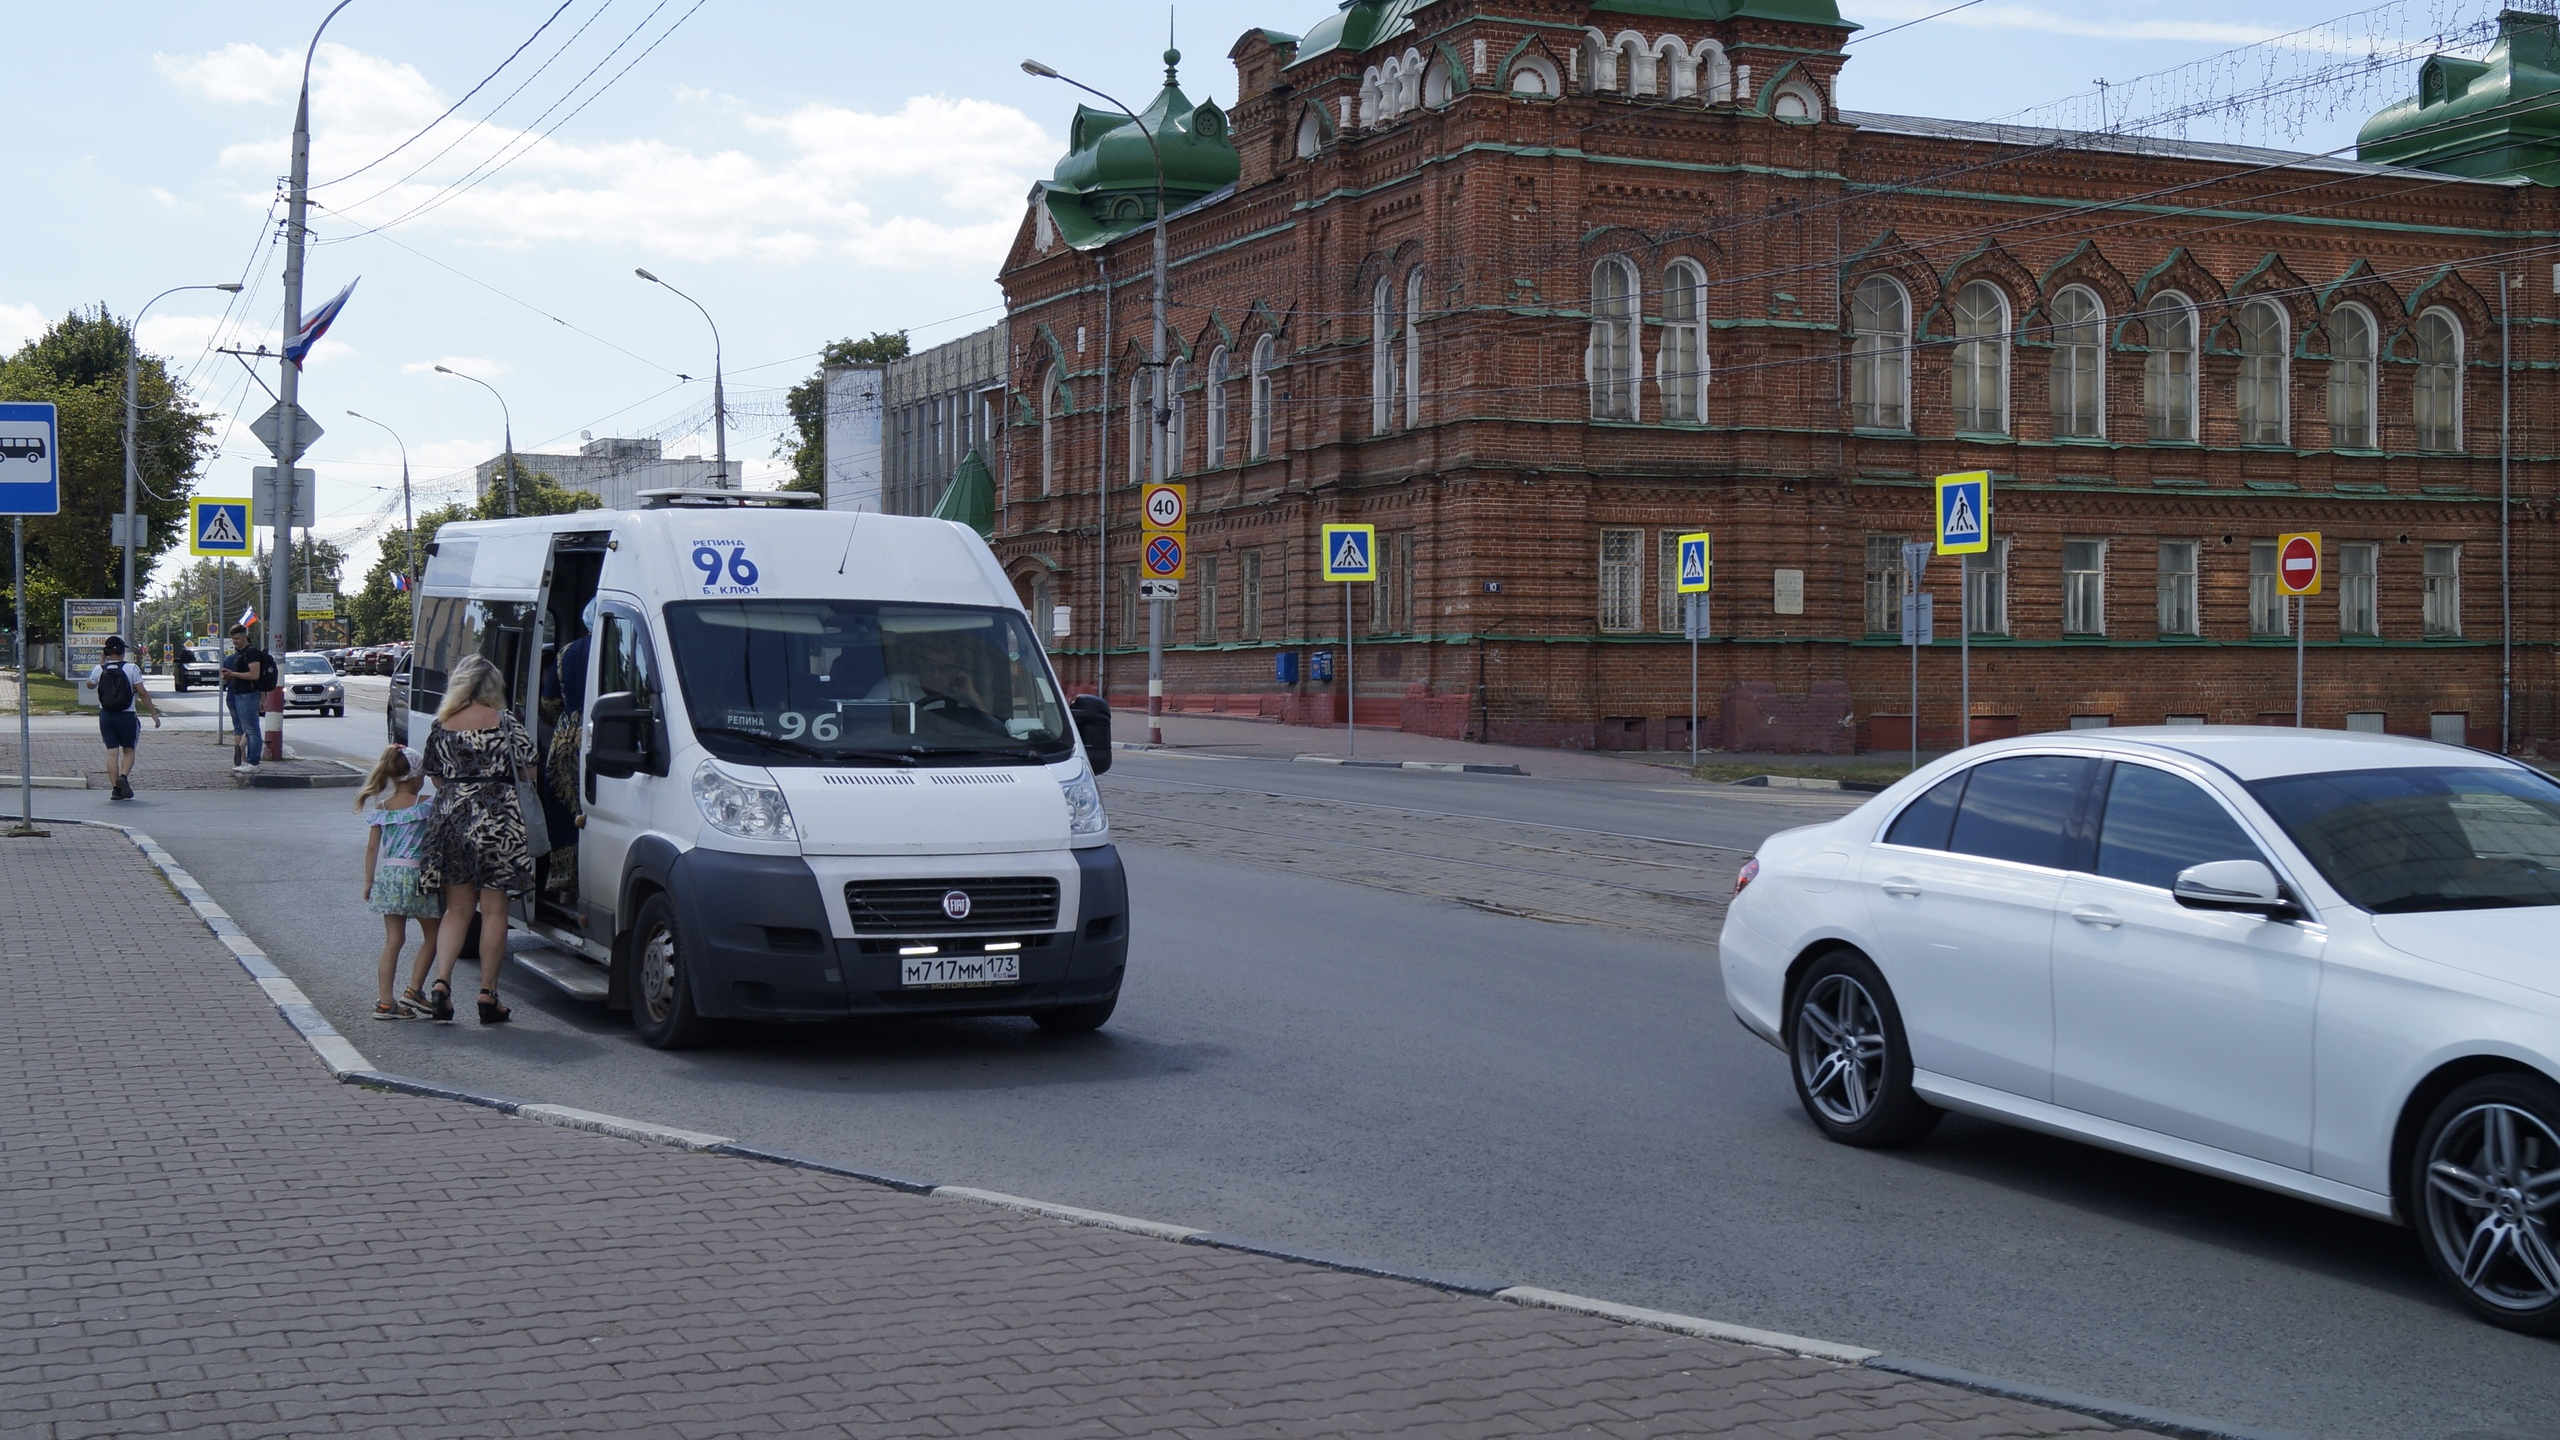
[95,664,133,712]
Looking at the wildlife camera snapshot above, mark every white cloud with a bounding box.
[158,38,1057,271]
[404,356,507,379]
[1848,3,2281,45]
[0,302,45,353]
[136,311,233,361]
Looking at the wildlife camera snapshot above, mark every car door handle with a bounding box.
[2070,906,2123,929]
[1880,879,1923,898]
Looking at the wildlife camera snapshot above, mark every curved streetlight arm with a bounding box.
[345,409,420,641]
[434,366,519,516]
[634,268,727,479]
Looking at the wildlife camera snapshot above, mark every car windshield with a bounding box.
[285,655,333,674]
[662,599,1071,767]
[2246,765,2560,913]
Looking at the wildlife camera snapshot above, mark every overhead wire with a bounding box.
[311,0,581,190]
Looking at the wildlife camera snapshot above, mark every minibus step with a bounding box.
[510,938,610,1002]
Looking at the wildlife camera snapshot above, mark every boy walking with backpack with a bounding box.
[89,636,162,801]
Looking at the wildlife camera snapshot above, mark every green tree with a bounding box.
[777,331,908,492]
[0,306,216,641]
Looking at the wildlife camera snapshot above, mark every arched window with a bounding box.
[1424,57,1456,108]
[1204,346,1229,465]
[1587,257,1640,420]
[1950,281,2009,434]
[1849,275,1908,429]
[1371,276,1400,434]
[2142,292,2197,441]
[1770,82,1821,122]
[1249,335,1276,459]
[1295,109,1323,159]
[1404,267,1425,426]
[2327,304,2376,449]
[1509,55,1560,96]
[2415,308,2464,452]
[1659,258,1707,422]
[2048,286,2103,439]
[2236,299,2289,445]
[1039,365,1063,496]
[1165,356,1189,474]
[1127,371,1151,485]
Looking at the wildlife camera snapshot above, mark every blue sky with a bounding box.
[5,0,2503,586]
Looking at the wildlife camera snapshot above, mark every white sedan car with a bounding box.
[1720,728,2560,1333]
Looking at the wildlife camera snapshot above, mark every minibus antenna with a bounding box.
[837,510,862,576]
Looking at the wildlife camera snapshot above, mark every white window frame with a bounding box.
[1039,365,1063,496]
[2415,307,2464,452]
[1850,276,1909,430]
[2144,292,2198,442]
[1128,372,1151,485]
[2340,541,2379,637]
[2156,540,2199,637]
[1165,356,1189,476]
[1404,267,1425,427]
[2424,543,2462,637]
[2063,538,2107,636]
[1659,259,1708,423]
[1950,281,2010,435]
[1249,335,1276,459]
[2236,299,2290,446]
[1599,527,1644,633]
[1203,347,1228,465]
[1372,277,1400,434]
[2049,285,2104,439]
[1588,257,1640,421]
[1964,539,2009,636]
[1864,534,1908,635]
[2327,303,2377,450]
[2249,541,2290,637]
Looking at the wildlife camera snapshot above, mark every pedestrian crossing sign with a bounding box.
[1934,471,1990,556]
[1677,532,1712,594]
[189,498,252,557]
[1322,523,1376,582]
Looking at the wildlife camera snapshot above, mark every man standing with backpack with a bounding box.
[88,636,162,801]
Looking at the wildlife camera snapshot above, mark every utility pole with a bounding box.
[636,269,728,487]
[270,0,355,757]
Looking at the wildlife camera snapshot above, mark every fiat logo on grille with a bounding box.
[942,890,972,920]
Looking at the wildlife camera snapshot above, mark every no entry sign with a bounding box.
[2276,532,2322,596]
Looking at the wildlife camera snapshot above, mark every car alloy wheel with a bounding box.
[1794,972,1889,1126]
[2422,1097,2560,1319]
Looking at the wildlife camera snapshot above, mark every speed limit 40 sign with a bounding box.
[1142,483,1187,533]
[2276,532,2321,596]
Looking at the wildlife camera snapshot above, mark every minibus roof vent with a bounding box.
[637,487,820,509]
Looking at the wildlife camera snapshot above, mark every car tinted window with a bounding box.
[1884,771,1968,849]
[1947,756,2096,869]
[2095,764,2266,891]
[2248,766,2560,913]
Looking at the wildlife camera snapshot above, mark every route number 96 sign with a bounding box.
[691,539,762,595]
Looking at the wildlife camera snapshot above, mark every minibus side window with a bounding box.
[597,607,658,704]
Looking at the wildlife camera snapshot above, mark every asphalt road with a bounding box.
[78,683,2559,1440]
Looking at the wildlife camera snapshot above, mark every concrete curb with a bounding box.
[1292,755,1527,776]
[1729,773,1891,794]
[86,814,2306,1440]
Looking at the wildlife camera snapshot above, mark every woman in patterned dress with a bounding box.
[419,655,537,1025]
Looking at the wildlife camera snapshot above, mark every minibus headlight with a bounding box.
[693,758,797,841]
[1059,765,1107,836]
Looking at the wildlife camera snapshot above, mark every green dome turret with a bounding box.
[2359,9,2560,184]
[1036,50,1240,251]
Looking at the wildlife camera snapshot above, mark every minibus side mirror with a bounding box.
[1071,694,1113,775]
[589,690,655,780]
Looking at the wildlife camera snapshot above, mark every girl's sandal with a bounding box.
[397,987,434,1020]
[370,1000,403,1021]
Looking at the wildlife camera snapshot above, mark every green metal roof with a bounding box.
[931,448,995,538]
[1038,49,1240,250]
[2358,10,2560,184]
[1286,0,1429,69]
[1591,0,1853,25]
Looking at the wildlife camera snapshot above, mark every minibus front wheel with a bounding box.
[632,892,710,1050]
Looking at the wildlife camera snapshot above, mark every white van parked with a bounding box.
[391,490,1125,1049]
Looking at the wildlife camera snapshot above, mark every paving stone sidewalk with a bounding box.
[0,720,350,791]
[0,823,2154,1439]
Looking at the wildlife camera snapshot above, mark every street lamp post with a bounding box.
[1023,55,1172,746]
[634,269,728,487]
[124,282,243,639]
[435,366,519,516]
[345,410,417,642]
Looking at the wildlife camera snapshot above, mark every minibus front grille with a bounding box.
[844,877,1060,934]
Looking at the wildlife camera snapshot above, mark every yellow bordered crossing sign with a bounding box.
[2276,532,2322,596]
[1322,523,1376,582]
[1677,532,1711,594]
[190,497,252,557]
[1934,471,1990,556]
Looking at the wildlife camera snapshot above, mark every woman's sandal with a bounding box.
[397,986,434,1020]
[478,989,511,1026]
[370,1000,403,1021]
[428,980,455,1024]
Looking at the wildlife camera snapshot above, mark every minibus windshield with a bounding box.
[663,599,1073,767]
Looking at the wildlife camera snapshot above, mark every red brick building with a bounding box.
[994,0,2560,753]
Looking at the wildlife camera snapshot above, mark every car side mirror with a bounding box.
[1071,694,1113,775]
[2173,859,2296,918]
[589,690,654,780]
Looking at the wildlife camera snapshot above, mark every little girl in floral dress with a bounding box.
[357,745,444,1020]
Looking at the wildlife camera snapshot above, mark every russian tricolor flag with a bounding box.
[284,278,360,368]
[391,573,410,592]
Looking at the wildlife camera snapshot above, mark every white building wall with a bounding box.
[823,364,886,512]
